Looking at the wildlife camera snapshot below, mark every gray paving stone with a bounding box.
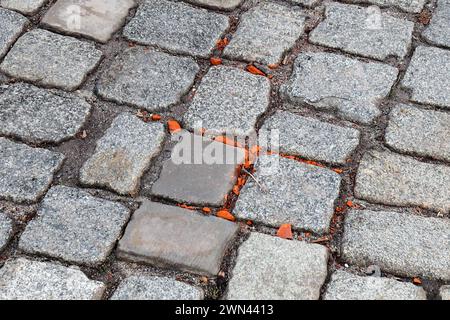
[282,52,398,124]
[423,0,450,48]
[355,150,450,213]
[0,0,47,15]
[260,111,360,164]
[0,29,102,91]
[234,154,341,234]
[0,83,91,144]
[19,185,131,266]
[183,66,271,136]
[385,104,450,162]
[226,232,328,300]
[291,0,320,7]
[0,258,105,300]
[111,275,204,300]
[152,132,246,206]
[97,47,199,111]
[117,200,238,276]
[401,46,450,108]
[0,8,28,59]
[223,2,305,65]
[80,113,165,195]
[342,210,450,280]
[346,0,426,13]
[123,0,229,58]
[324,270,427,300]
[186,0,243,10]
[309,3,414,60]
[0,138,64,203]
[0,212,12,252]
[440,285,450,300]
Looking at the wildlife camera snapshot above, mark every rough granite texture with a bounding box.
[0,0,48,15]
[187,0,242,10]
[291,0,320,7]
[346,0,426,13]
[440,286,450,300]
[0,212,12,252]
[0,8,28,59]
[423,0,450,48]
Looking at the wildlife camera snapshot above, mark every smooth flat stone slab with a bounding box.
[19,185,131,266]
[0,212,12,252]
[440,286,450,300]
[97,48,199,111]
[0,8,28,59]
[0,0,47,15]
[117,200,238,276]
[423,0,450,48]
[346,0,426,13]
[226,233,329,300]
[355,150,450,213]
[186,0,243,10]
[342,210,450,280]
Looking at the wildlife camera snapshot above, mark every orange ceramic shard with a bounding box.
[246,65,266,76]
[277,224,293,239]
[168,120,182,133]
[217,210,236,222]
[210,57,222,65]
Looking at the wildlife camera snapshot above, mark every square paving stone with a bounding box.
[401,46,450,109]
[346,0,426,13]
[355,150,450,213]
[226,232,329,300]
[0,0,48,15]
[281,52,398,124]
[183,66,271,136]
[440,286,450,300]
[186,0,243,10]
[97,47,199,111]
[151,132,246,206]
[117,200,238,276]
[0,258,106,300]
[223,2,305,65]
[0,29,102,91]
[260,111,360,165]
[111,275,204,300]
[342,210,450,281]
[0,137,64,203]
[123,0,229,58]
[423,0,450,48]
[324,270,427,300]
[0,211,13,252]
[385,104,450,162]
[42,0,135,43]
[234,154,341,234]
[80,113,166,196]
[309,3,414,60]
[0,8,28,59]
[0,83,91,144]
[19,185,131,266]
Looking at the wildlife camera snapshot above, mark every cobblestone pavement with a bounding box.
[0,0,449,300]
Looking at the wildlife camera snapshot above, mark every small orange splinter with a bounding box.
[168,120,182,134]
[151,114,162,121]
[246,65,266,77]
[210,57,222,65]
[217,210,235,222]
[277,224,293,239]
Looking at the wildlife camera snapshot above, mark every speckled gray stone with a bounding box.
[423,0,450,48]
[226,233,329,300]
[0,212,12,252]
[234,154,341,234]
[183,66,271,136]
[186,0,243,10]
[346,0,426,13]
[0,258,105,300]
[97,48,199,111]
[260,111,360,164]
[440,285,450,300]
[401,46,450,108]
[0,83,91,144]
[309,3,413,60]
[1,0,47,15]
[0,8,28,59]
[117,200,238,276]
[0,138,64,203]
[324,270,427,300]
[342,210,450,280]
[223,2,305,65]
[282,52,398,124]
[123,0,229,58]
[19,185,131,266]
[385,104,450,162]
[0,29,102,91]
[80,113,165,195]
[291,0,320,7]
[355,150,450,213]
[111,275,204,300]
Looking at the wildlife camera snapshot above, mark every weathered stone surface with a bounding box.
[355,150,450,213]
[80,113,166,195]
[440,285,450,300]
[183,66,271,136]
[97,48,199,111]
[226,233,328,300]
[347,0,426,13]
[117,200,238,276]
[401,46,450,108]
[291,0,320,7]
[309,3,413,60]
[0,212,12,251]
[19,186,131,266]
[260,111,360,164]
[0,0,47,15]
[282,52,398,124]
[0,138,64,203]
[0,258,105,300]
[234,154,341,234]
[42,0,135,43]
[0,8,28,59]
[385,104,450,162]
[111,275,204,300]
[423,0,450,48]
[342,210,450,280]
[0,83,91,144]
[223,2,305,65]
[0,29,102,91]
[324,270,427,300]
[123,0,229,58]
[186,0,243,10]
